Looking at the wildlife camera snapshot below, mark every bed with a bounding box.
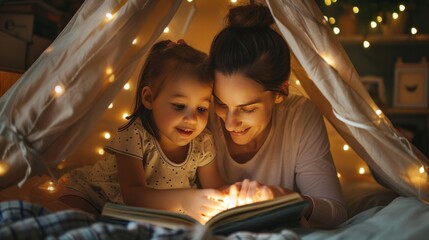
[1,175,428,239]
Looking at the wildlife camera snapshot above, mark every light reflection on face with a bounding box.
[213,71,276,147]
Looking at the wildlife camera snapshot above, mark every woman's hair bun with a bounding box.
[227,4,274,28]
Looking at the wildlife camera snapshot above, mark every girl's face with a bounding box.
[213,71,278,146]
[144,77,212,150]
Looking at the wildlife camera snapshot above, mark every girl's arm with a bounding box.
[197,160,226,189]
[115,153,225,223]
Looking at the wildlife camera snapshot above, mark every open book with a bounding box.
[101,192,309,236]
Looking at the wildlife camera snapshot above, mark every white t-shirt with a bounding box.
[209,94,347,228]
[63,120,216,210]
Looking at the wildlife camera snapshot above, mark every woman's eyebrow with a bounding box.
[213,94,261,107]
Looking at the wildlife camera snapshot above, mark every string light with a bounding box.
[363,40,370,48]
[333,27,340,35]
[324,0,332,6]
[392,12,399,20]
[108,103,113,109]
[420,166,425,174]
[370,21,377,29]
[230,0,237,3]
[411,27,418,35]
[187,0,193,2]
[98,148,105,155]
[104,132,111,139]
[358,167,366,175]
[343,144,350,151]
[399,5,405,12]
[106,68,113,75]
[123,83,130,90]
[57,162,65,170]
[54,85,64,96]
[163,27,170,33]
[376,16,383,23]
[0,162,8,176]
[328,17,335,24]
[295,80,301,85]
[352,6,359,14]
[39,180,58,193]
[132,38,138,45]
[105,13,113,20]
[375,109,382,116]
[337,172,341,178]
[122,113,129,120]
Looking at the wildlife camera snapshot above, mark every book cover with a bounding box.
[101,192,309,236]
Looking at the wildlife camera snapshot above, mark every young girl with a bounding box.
[59,39,226,224]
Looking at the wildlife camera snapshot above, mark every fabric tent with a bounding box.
[0,0,428,204]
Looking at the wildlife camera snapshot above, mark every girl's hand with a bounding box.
[180,189,226,224]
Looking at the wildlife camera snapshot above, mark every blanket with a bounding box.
[1,197,429,240]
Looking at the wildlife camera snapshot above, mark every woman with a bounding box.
[208,4,347,228]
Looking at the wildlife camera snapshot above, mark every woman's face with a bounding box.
[213,71,277,146]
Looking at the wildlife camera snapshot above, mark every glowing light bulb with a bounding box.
[358,167,365,175]
[230,0,237,3]
[322,54,335,66]
[376,16,382,23]
[337,172,341,178]
[392,12,399,20]
[108,103,113,109]
[104,132,111,139]
[343,144,350,151]
[47,181,56,192]
[324,16,328,22]
[54,85,64,95]
[328,17,335,24]
[352,6,359,14]
[0,162,8,176]
[187,0,193,2]
[324,0,331,6]
[123,83,130,90]
[57,162,65,170]
[295,80,301,85]
[163,27,170,33]
[122,113,129,120]
[105,13,113,20]
[420,166,425,174]
[363,40,370,48]
[106,68,113,75]
[132,38,138,45]
[333,27,340,35]
[411,27,418,35]
[399,5,405,12]
[370,21,377,28]
[375,109,382,116]
[98,148,105,155]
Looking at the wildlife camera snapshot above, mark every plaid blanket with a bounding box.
[0,200,299,240]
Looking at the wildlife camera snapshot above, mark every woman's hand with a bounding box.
[224,179,293,208]
[180,189,226,224]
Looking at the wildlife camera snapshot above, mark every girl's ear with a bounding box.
[274,93,284,104]
[141,86,153,110]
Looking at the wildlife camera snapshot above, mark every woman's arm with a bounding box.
[115,153,225,223]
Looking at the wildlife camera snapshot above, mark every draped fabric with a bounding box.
[266,0,429,201]
[0,0,182,188]
[0,0,428,204]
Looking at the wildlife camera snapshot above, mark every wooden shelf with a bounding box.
[382,108,429,115]
[338,34,429,44]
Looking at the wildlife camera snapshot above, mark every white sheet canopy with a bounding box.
[1,0,428,203]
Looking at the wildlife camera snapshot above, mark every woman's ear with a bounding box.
[274,93,284,104]
[141,86,153,110]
